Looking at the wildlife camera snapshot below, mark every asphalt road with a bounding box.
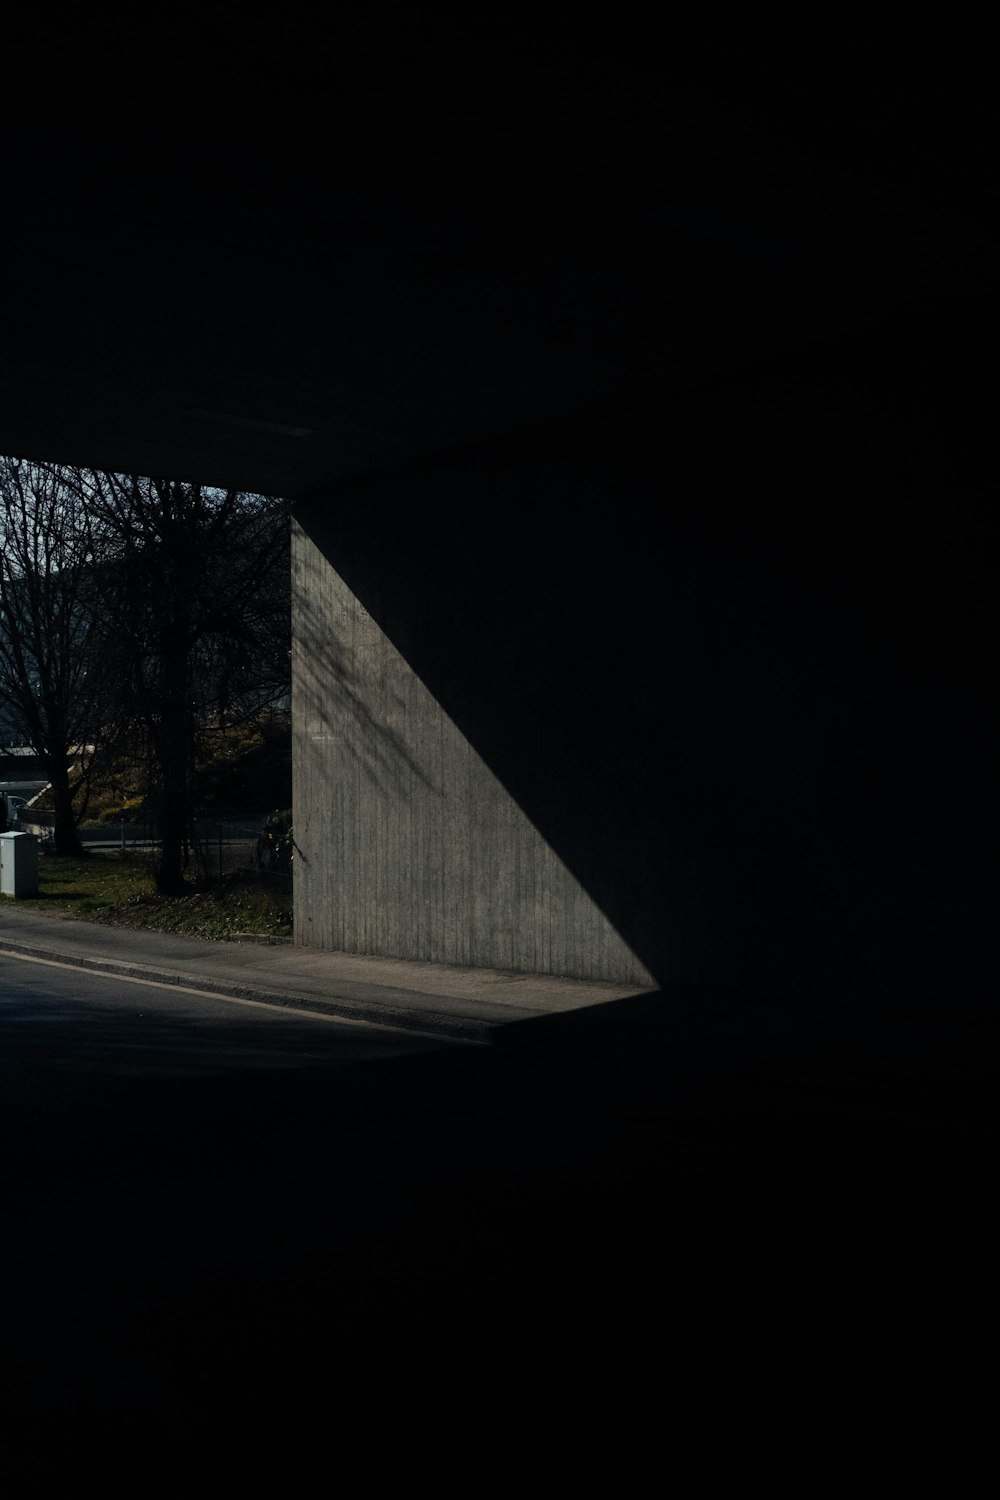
[2,954,642,1471]
[1,953,993,1479]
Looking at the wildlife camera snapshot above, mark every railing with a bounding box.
[190,816,283,882]
[19,809,291,889]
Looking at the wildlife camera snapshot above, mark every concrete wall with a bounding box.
[291,340,992,999]
[293,522,659,983]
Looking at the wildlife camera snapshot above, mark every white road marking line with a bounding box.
[0,949,386,1028]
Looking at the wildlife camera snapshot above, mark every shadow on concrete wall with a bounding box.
[293,581,441,802]
[294,308,993,1000]
[293,513,666,980]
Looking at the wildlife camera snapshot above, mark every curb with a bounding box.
[0,937,496,1045]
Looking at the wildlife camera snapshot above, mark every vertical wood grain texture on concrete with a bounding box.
[292,518,655,984]
[289,360,993,1001]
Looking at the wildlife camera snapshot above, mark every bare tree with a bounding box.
[0,457,112,854]
[70,472,289,894]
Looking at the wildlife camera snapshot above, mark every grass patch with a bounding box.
[2,852,293,941]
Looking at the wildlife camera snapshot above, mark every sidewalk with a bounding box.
[0,904,651,1043]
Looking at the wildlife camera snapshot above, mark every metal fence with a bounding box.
[191,816,273,881]
[22,809,290,888]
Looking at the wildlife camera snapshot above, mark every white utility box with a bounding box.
[0,831,39,896]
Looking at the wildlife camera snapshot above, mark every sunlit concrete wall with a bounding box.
[291,511,662,984]
[291,368,992,1000]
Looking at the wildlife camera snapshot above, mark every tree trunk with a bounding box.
[153,668,192,895]
[47,755,83,857]
[150,527,194,896]
[155,790,188,894]
[153,707,190,894]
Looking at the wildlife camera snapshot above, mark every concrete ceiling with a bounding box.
[1,20,994,499]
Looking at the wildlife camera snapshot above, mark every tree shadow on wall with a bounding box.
[293,580,440,801]
[293,340,994,1000]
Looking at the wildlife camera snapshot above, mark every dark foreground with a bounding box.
[1,956,994,1482]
